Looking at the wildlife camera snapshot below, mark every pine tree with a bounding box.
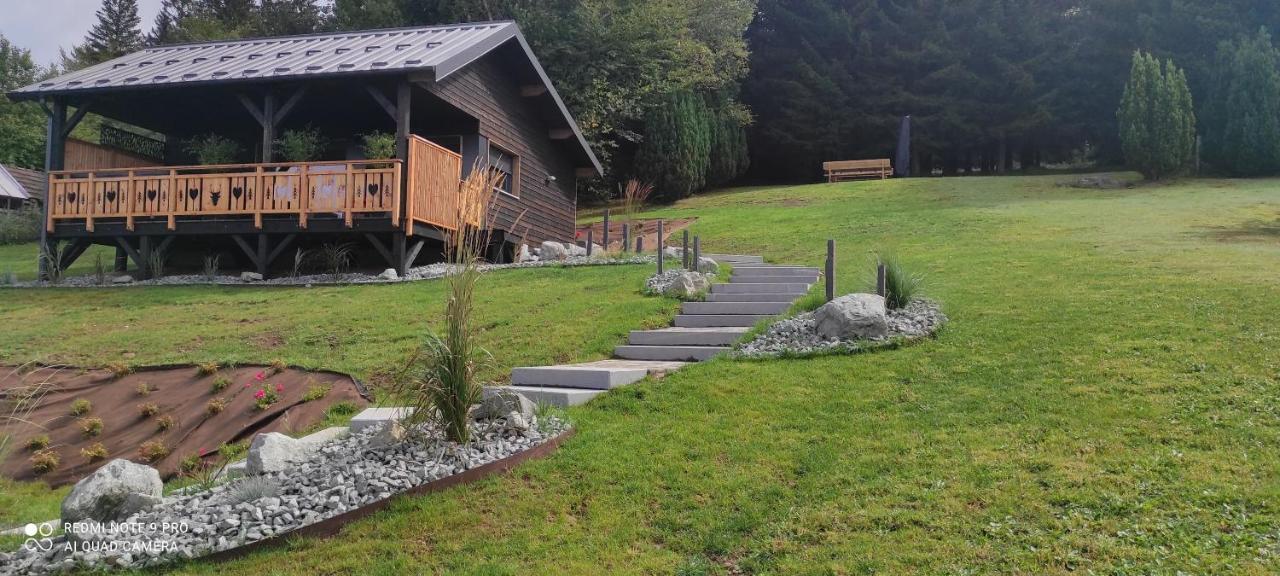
[69,0,144,68]
[148,0,197,45]
[254,0,326,37]
[1118,51,1196,180]
[635,91,713,202]
[333,0,405,30]
[1203,29,1280,176]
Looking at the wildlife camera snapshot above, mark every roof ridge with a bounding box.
[143,21,516,53]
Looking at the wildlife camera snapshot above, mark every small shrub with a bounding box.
[206,397,226,415]
[185,133,241,165]
[105,362,132,379]
[30,449,59,475]
[79,417,104,437]
[179,453,203,473]
[302,382,330,402]
[253,386,279,411]
[93,253,108,285]
[0,205,41,245]
[219,439,248,461]
[318,243,354,278]
[135,381,152,396]
[25,434,49,451]
[80,442,108,462]
[37,242,65,284]
[70,398,91,416]
[226,476,280,505]
[139,440,169,463]
[277,126,327,162]
[291,247,310,278]
[871,253,923,310]
[361,131,396,160]
[326,401,358,418]
[196,362,219,377]
[138,402,160,418]
[146,248,167,279]
[211,375,231,393]
[269,359,287,374]
[182,449,227,492]
[202,254,220,281]
[156,414,176,431]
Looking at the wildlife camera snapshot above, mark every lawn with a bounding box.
[4,174,1280,573]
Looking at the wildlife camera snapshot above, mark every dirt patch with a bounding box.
[575,217,696,251]
[1,364,369,488]
[1203,216,1280,243]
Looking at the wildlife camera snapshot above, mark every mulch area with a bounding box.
[1,364,369,487]
[575,217,696,251]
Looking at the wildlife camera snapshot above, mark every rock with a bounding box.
[111,275,134,284]
[697,257,718,274]
[660,271,710,299]
[61,459,163,525]
[506,411,531,431]
[246,432,322,475]
[366,420,407,449]
[540,240,568,260]
[814,293,888,340]
[240,271,263,282]
[516,243,533,263]
[475,388,535,421]
[377,268,398,280]
[663,246,684,259]
[566,243,587,257]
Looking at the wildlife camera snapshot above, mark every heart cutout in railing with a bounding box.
[367,184,379,196]
[67,192,77,203]
[232,186,243,199]
[146,189,158,201]
[105,190,117,203]
[188,188,200,200]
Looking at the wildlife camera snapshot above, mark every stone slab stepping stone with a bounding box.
[299,426,349,445]
[674,314,771,327]
[511,359,686,390]
[729,275,819,284]
[504,385,605,407]
[614,345,730,362]
[629,327,748,346]
[702,253,763,264]
[713,282,811,294]
[349,407,414,432]
[732,266,822,277]
[682,301,791,315]
[707,292,810,302]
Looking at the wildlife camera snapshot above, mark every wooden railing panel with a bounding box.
[45,160,403,232]
[407,136,464,232]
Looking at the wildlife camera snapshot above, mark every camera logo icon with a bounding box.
[23,522,55,552]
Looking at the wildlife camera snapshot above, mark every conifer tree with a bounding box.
[1118,51,1196,180]
[68,0,144,68]
[1203,29,1280,176]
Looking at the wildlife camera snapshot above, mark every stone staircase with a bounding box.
[505,254,819,406]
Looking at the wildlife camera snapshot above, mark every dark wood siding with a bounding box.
[423,54,577,245]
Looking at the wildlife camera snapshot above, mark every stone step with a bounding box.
[731,266,821,277]
[730,275,819,284]
[614,345,730,362]
[504,385,604,407]
[707,292,809,302]
[629,327,748,346]
[674,314,770,328]
[713,282,811,294]
[682,301,791,315]
[511,359,686,390]
[349,407,414,433]
[702,253,763,264]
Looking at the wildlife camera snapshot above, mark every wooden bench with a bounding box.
[823,159,892,182]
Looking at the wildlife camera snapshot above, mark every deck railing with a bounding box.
[405,135,467,233]
[46,159,402,232]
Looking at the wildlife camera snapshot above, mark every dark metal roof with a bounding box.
[0,165,46,202]
[11,21,602,175]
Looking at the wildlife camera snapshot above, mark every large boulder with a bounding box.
[567,243,588,257]
[475,388,535,421]
[697,257,718,274]
[246,432,323,475]
[661,271,711,299]
[377,268,398,280]
[61,459,163,525]
[516,243,533,263]
[814,293,888,340]
[540,241,568,260]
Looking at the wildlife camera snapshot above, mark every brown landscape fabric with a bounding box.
[575,217,696,251]
[1,364,369,487]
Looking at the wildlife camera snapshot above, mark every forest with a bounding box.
[6,1,1280,199]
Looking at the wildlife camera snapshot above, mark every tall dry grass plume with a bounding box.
[620,179,654,247]
[0,364,63,463]
[392,161,503,443]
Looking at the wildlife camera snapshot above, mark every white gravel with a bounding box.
[736,299,947,357]
[0,416,570,575]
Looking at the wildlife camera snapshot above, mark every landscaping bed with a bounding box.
[0,364,369,487]
[737,298,946,357]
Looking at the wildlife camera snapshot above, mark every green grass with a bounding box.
[0,242,116,283]
[0,476,67,530]
[7,174,1280,573]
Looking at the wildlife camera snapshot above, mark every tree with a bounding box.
[1202,29,1280,176]
[254,0,327,36]
[333,0,404,30]
[707,94,751,186]
[635,91,713,201]
[68,0,144,68]
[0,35,47,169]
[148,0,198,45]
[1118,51,1196,180]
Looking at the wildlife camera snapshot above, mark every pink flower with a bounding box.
[244,382,251,388]
[275,384,284,393]
[254,371,265,381]
[254,389,265,400]
[198,447,207,456]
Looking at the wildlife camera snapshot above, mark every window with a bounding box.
[488,144,519,197]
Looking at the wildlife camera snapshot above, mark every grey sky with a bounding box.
[1,0,164,67]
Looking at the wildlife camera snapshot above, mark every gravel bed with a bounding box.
[7,255,656,289]
[736,299,947,357]
[0,416,569,575]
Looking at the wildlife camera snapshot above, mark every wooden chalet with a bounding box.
[9,21,602,277]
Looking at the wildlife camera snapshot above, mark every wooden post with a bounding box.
[257,233,269,278]
[602,209,610,251]
[636,236,643,254]
[114,245,127,273]
[395,82,411,230]
[693,235,700,272]
[139,236,152,280]
[682,230,690,270]
[39,99,67,279]
[586,229,593,257]
[622,224,630,254]
[825,239,835,302]
[876,263,887,298]
[656,220,664,274]
[261,92,276,163]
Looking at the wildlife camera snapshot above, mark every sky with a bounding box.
[1,0,165,67]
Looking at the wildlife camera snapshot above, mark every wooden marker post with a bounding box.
[602,209,610,252]
[876,263,887,297]
[656,220,664,274]
[682,230,690,270]
[826,239,836,302]
[586,229,593,257]
[622,224,630,254]
[636,236,644,254]
[693,236,701,272]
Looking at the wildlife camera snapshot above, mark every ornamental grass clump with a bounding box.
[1,364,58,463]
[870,253,924,310]
[391,161,501,444]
